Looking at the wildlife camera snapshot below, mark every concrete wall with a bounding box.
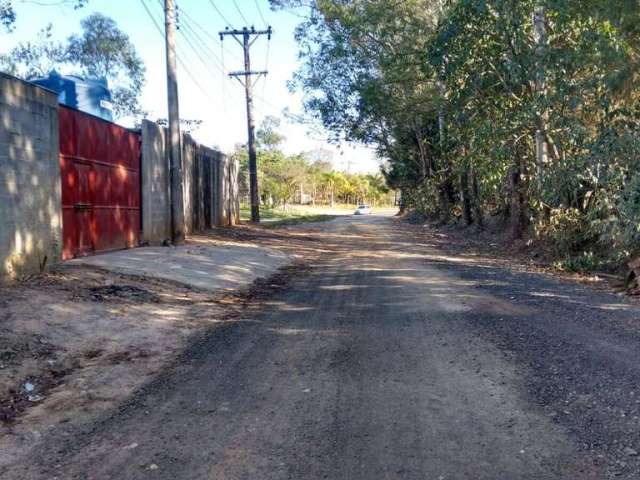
[182,133,196,235]
[228,157,240,226]
[140,120,239,244]
[217,154,230,227]
[140,120,171,245]
[0,73,61,280]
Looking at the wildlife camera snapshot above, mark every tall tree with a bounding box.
[66,13,145,118]
[0,24,66,78]
[1,13,145,118]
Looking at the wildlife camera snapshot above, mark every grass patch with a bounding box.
[262,214,338,228]
[240,205,341,227]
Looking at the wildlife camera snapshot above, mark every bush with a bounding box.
[534,208,592,258]
[554,251,599,273]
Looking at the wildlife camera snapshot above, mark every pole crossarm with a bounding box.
[228,70,268,77]
[219,26,273,40]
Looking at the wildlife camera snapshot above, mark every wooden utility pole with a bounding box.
[220,26,272,223]
[164,0,185,243]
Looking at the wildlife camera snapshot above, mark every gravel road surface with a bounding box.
[4,215,640,479]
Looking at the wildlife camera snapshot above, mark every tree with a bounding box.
[1,13,145,118]
[0,0,88,32]
[66,13,145,118]
[280,0,640,269]
[0,24,66,78]
[247,116,395,209]
[0,1,16,31]
[257,115,286,150]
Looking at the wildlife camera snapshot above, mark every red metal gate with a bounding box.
[59,106,141,260]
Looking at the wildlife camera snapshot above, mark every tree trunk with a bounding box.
[509,156,527,240]
[470,165,484,230]
[460,166,473,226]
[437,63,451,225]
[439,175,453,224]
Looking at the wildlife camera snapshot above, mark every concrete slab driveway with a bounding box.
[69,237,290,291]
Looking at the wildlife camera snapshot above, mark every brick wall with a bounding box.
[0,73,61,280]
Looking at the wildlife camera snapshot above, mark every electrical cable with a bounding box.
[207,0,233,28]
[231,0,249,25]
[175,3,243,63]
[221,42,227,114]
[262,35,270,99]
[254,0,268,27]
[139,0,217,104]
[179,19,226,72]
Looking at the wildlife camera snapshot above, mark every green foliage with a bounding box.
[534,208,591,258]
[1,0,88,32]
[66,14,145,118]
[283,0,640,270]
[257,115,286,150]
[0,24,66,77]
[0,1,16,32]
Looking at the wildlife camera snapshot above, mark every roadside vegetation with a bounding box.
[273,0,640,273]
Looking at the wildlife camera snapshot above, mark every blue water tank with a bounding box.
[30,71,114,121]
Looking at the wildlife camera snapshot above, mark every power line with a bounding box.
[207,0,233,28]
[262,35,270,99]
[178,19,226,73]
[176,4,243,63]
[155,0,237,70]
[174,16,246,104]
[140,0,164,36]
[231,0,249,25]
[221,42,227,114]
[178,26,224,78]
[152,1,232,95]
[254,0,268,27]
[139,0,217,104]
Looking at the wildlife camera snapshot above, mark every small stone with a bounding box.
[147,463,159,471]
[624,447,638,457]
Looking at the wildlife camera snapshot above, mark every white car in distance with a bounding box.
[354,204,373,215]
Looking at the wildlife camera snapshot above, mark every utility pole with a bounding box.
[164,0,185,243]
[220,26,272,223]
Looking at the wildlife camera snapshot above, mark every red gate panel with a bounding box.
[59,106,141,260]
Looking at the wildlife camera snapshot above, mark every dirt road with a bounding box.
[4,215,640,479]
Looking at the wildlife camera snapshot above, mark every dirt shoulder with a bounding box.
[0,224,327,472]
[401,216,630,297]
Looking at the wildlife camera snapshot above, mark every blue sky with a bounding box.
[0,0,379,173]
